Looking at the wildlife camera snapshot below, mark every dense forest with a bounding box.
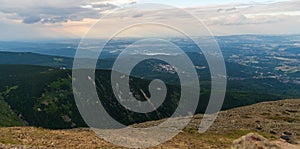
[0,64,299,129]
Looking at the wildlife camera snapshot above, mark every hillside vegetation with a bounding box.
[0,63,299,129]
[0,96,22,127]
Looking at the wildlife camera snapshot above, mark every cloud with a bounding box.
[0,0,137,24]
[22,16,42,24]
[0,0,299,39]
[216,14,247,25]
[108,0,300,36]
[217,7,237,13]
[91,3,118,11]
[186,0,300,27]
[208,13,284,26]
[132,13,144,18]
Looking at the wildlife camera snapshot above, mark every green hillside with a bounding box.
[0,65,70,127]
[0,64,299,129]
[0,96,22,126]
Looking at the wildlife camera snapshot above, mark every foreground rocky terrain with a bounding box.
[0,99,299,149]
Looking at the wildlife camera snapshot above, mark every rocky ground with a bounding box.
[0,99,299,149]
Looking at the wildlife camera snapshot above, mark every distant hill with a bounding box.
[0,52,73,68]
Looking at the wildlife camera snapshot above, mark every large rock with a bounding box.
[280,132,297,144]
[232,133,299,149]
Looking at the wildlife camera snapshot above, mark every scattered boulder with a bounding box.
[270,130,277,135]
[255,126,262,130]
[280,134,297,144]
[283,131,292,136]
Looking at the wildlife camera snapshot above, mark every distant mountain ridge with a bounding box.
[0,51,73,68]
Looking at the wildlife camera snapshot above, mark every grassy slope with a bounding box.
[0,99,299,148]
[0,96,22,127]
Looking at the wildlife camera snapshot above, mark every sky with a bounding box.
[141,0,289,7]
[0,0,299,40]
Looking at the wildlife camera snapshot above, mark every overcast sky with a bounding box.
[0,0,299,40]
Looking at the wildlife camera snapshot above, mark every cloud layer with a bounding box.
[0,0,136,24]
[0,0,299,39]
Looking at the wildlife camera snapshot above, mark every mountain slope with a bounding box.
[0,96,22,127]
[0,64,299,129]
[0,99,299,148]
